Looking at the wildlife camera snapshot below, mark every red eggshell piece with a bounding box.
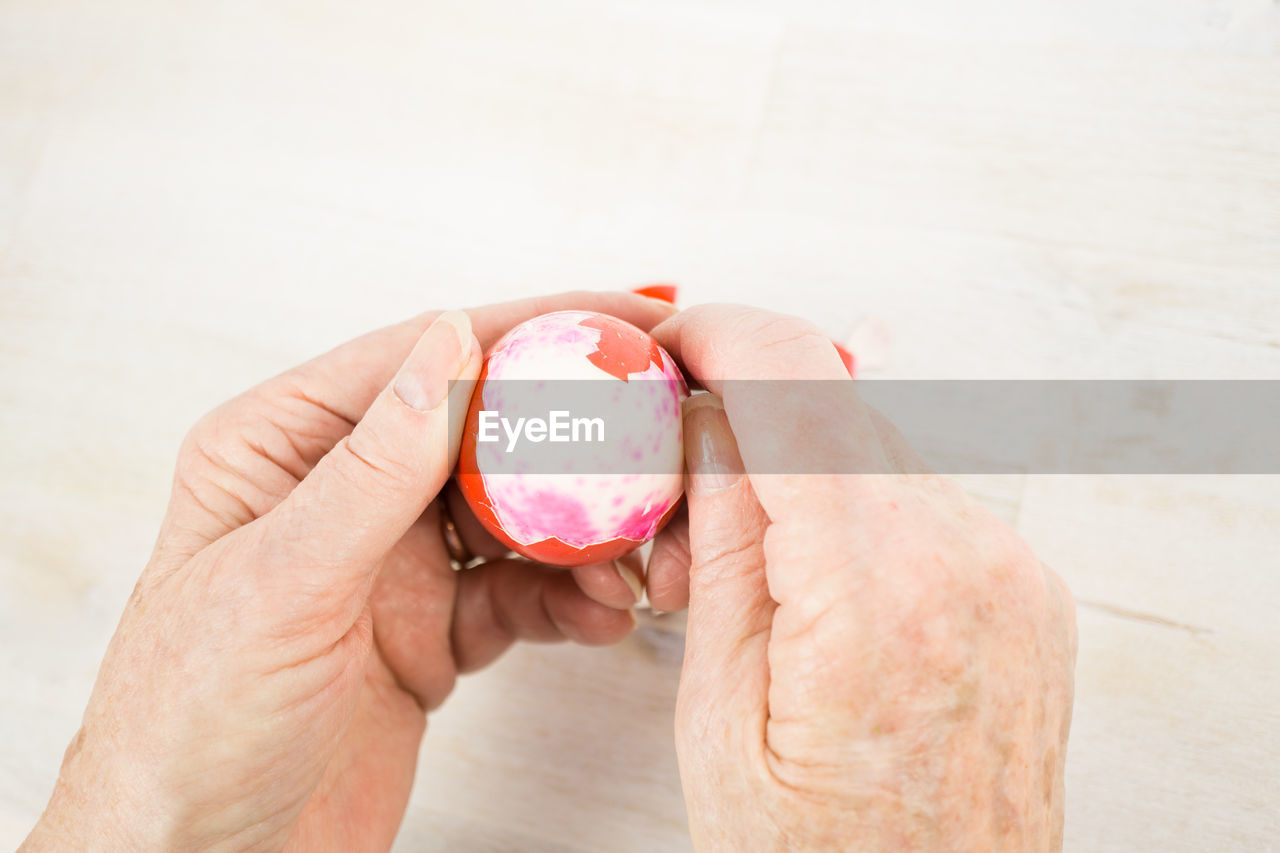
[455,311,686,567]
[630,284,678,304]
[831,340,856,377]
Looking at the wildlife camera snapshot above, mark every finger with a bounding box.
[162,291,679,556]
[644,508,690,613]
[868,406,934,476]
[451,559,637,673]
[570,552,645,610]
[366,506,459,711]
[443,481,511,561]
[650,305,894,526]
[444,480,650,609]
[283,290,679,430]
[468,289,677,353]
[258,311,481,616]
[677,393,773,724]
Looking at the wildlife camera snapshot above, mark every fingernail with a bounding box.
[614,561,644,604]
[683,394,745,494]
[393,310,473,411]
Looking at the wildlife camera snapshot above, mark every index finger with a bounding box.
[650,304,894,526]
[280,289,680,427]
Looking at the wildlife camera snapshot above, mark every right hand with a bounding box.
[646,305,1077,851]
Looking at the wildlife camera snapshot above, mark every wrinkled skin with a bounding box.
[21,291,674,853]
[648,306,1077,852]
[21,294,1076,853]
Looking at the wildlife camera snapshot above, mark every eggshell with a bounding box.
[456,310,688,566]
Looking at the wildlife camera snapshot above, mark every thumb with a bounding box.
[677,394,773,736]
[260,310,481,603]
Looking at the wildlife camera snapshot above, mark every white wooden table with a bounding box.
[2,1,1278,849]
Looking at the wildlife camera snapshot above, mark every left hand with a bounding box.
[21,290,677,853]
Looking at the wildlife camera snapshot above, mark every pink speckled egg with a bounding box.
[456,311,688,566]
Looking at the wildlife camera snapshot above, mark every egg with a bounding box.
[456,310,688,566]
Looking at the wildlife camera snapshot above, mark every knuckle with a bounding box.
[175,411,237,490]
[337,428,417,493]
[178,408,223,468]
[176,396,257,472]
[645,560,689,606]
[688,307,837,380]
[692,534,760,582]
[578,603,632,643]
[733,310,827,352]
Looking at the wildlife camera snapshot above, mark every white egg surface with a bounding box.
[456,310,688,566]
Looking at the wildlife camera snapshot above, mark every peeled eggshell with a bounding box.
[456,310,688,566]
[629,283,678,304]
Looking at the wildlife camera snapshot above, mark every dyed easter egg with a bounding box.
[456,311,688,566]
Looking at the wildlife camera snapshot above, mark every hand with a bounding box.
[21,290,677,853]
[647,305,1078,851]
